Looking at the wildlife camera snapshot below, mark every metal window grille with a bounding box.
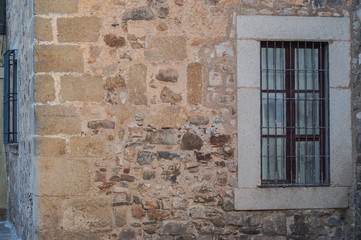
[260,41,329,187]
[4,49,18,143]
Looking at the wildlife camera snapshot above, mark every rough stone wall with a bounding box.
[6,0,36,239]
[33,0,355,239]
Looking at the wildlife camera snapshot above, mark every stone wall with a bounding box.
[6,0,36,239]
[32,0,355,239]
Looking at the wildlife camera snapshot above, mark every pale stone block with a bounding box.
[128,63,147,105]
[36,137,66,157]
[237,40,260,88]
[37,197,61,230]
[145,36,187,61]
[60,74,104,102]
[329,41,351,88]
[234,187,349,210]
[35,74,56,103]
[35,45,84,73]
[237,88,260,188]
[330,88,352,186]
[58,17,101,43]
[187,63,202,105]
[237,16,350,41]
[69,136,104,158]
[36,0,79,14]
[35,17,53,42]
[38,158,90,196]
[150,106,188,128]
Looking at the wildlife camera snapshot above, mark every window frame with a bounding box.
[235,16,352,210]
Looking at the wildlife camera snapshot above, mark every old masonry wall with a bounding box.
[31,0,358,239]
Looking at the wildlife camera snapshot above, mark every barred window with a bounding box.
[4,49,18,143]
[260,41,329,186]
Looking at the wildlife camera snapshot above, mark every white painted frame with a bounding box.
[235,16,352,210]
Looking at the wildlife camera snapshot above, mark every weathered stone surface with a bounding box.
[128,64,147,105]
[105,76,126,90]
[122,7,155,21]
[188,205,206,219]
[35,74,56,103]
[161,86,182,104]
[36,0,79,14]
[210,134,231,146]
[118,228,136,240]
[60,74,103,102]
[36,137,66,157]
[194,195,215,203]
[156,69,179,82]
[120,174,135,182]
[88,120,115,129]
[290,215,309,236]
[69,136,103,157]
[327,215,341,226]
[38,158,90,196]
[263,215,286,235]
[226,213,246,226]
[150,106,187,128]
[188,116,209,126]
[143,171,156,180]
[114,207,127,227]
[195,152,211,162]
[181,132,203,150]
[158,151,179,160]
[63,196,112,230]
[149,209,171,221]
[132,206,146,219]
[222,198,234,211]
[145,36,187,61]
[58,17,101,42]
[149,129,175,145]
[38,230,101,240]
[240,228,260,235]
[37,197,61,230]
[35,45,84,73]
[159,221,189,236]
[36,105,81,135]
[187,63,202,105]
[137,151,156,165]
[94,171,105,182]
[143,225,157,234]
[104,34,126,48]
[35,17,53,41]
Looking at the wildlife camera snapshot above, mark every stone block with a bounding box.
[62,196,112,230]
[35,74,56,103]
[104,34,126,48]
[160,86,182,104]
[128,63,147,105]
[60,74,103,102]
[158,221,189,236]
[156,68,179,82]
[36,0,79,14]
[122,6,155,21]
[36,137,66,157]
[69,136,104,158]
[114,207,127,226]
[38,158,90,196]
[150,106,187,128]
[35,17,53,42]
[181,132,203,150]
[35,45,84,73]
[88,119,115,129]
[187,63,202,105]
[149,129,175,145]
[36,105,81,135]
[145,36,187,61]
[58,17,101,42]
[131,206,146,219]
[188,115,209,126]
[118,228,136,240]
[37,197,61,230]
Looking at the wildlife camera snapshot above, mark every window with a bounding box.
[260,41,329,186]
[235,16,352,210]
[4,49,18,143]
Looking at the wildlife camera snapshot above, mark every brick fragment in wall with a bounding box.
[128,63,147,105]
[35,45,84,73]
[58,17,101,42]
[60,74,103,102]
[145,36,187,61]
[35,17,53,42]
[36,0,79,14]
[35,74,56,103]
[103,34,126,48]
[156,68,179,82]
[36,105,81,135]
[187,63,203,105]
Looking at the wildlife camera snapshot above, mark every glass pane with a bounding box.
[295,48,319,90]
[262,137,286,181]
[295,93,319,135]
[262,93,286,135]
[295,141,320,184]
[261,47,285,90]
